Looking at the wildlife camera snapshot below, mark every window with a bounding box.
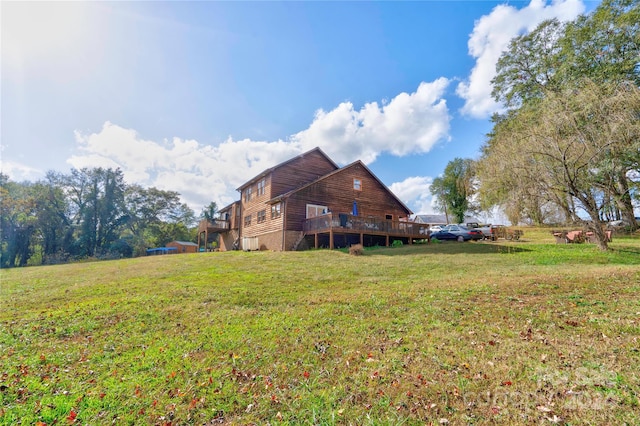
[353,178,362,191]
[257,178,266,196]
[306,204,328,218]
[257,210,266,223]
[244,214,252,227]
[245,186,253,202]
[271,203,281,219]
[385,214,393,220]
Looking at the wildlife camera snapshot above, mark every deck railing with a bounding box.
[303,213,429,237]
[198,218,230,233]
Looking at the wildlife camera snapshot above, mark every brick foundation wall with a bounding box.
[255,230,284,251]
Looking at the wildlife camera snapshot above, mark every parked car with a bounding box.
[468,228,485,241]
[466,222,492,239]
[430,225,474,242]
[429,225,444,233]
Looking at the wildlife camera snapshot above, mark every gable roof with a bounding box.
[236,147,339,192]
[414,214,448,224]
[414,214,480,224]
[219,200,240,213]
[269,160,413,215]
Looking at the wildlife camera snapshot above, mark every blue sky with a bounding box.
[2,0,596,216]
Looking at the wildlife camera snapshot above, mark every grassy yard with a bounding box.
[1,229,639,425]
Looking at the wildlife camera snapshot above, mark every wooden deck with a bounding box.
[197,219,230,250]
[303,213,429,249]
[198,219,230,233]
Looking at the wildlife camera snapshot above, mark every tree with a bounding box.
[123,185,187,255]
[492,19,567,109]
[493,0,640,108]
[201,201,218,221]
[430,158,477,224]
[0,175,37,267]
[484,0,640,233]
[1,169,198,265]
[479,80,640,250]
[32,174,73,264]
[57,168,127,257]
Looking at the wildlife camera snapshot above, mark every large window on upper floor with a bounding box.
[244,214,252,227]
[353,178,362,191]
[244,186,253,202]
[257,178,266,196]
[306,204,328,219]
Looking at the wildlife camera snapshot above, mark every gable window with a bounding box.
[245,186,253,202]
[386,214,393,220]
[306,204,328,219]
[353,178,362,191]
[257,210,266,223]
[257,178,266,196]
[244,214,252,227]
[271,203,281,219]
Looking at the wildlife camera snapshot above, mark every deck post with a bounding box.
[360,232,363,245]
[329,230,334,249]
[314,233,318,249]
[385,235,389,247]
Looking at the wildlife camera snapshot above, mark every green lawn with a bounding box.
[1,230,639,425]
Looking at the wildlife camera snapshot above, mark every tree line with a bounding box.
[1,168,217,268]
[431,0,639,250]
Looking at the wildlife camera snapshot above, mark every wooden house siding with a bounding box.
[238,149,337,246]
[270,150,338,197]
[241,174,282,239]
[284,162,410,232]
[212,147,417,252]
[166,241,198,254]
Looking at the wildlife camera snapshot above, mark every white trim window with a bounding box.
[353,178,362,191]
[271,203,281,219]
[306,204,328,219]
[257,178,266,196]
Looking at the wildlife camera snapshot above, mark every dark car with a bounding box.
[429,225,473,242]
[468,228,484,241]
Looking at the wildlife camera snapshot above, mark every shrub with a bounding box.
[391,240,403,247]
[349,244,364,256]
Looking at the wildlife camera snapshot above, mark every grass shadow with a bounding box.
[360,242,532,256]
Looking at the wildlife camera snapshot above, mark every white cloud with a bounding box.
[389,176,437,215]
[0,160,44,182]
[294,78,451,164]
[68,79,452,212]
[456,0,585,118]
[69,122,302,210]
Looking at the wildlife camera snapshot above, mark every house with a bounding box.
[166,241,199,254]
[197,147,429,251]
[414,214,449,226]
